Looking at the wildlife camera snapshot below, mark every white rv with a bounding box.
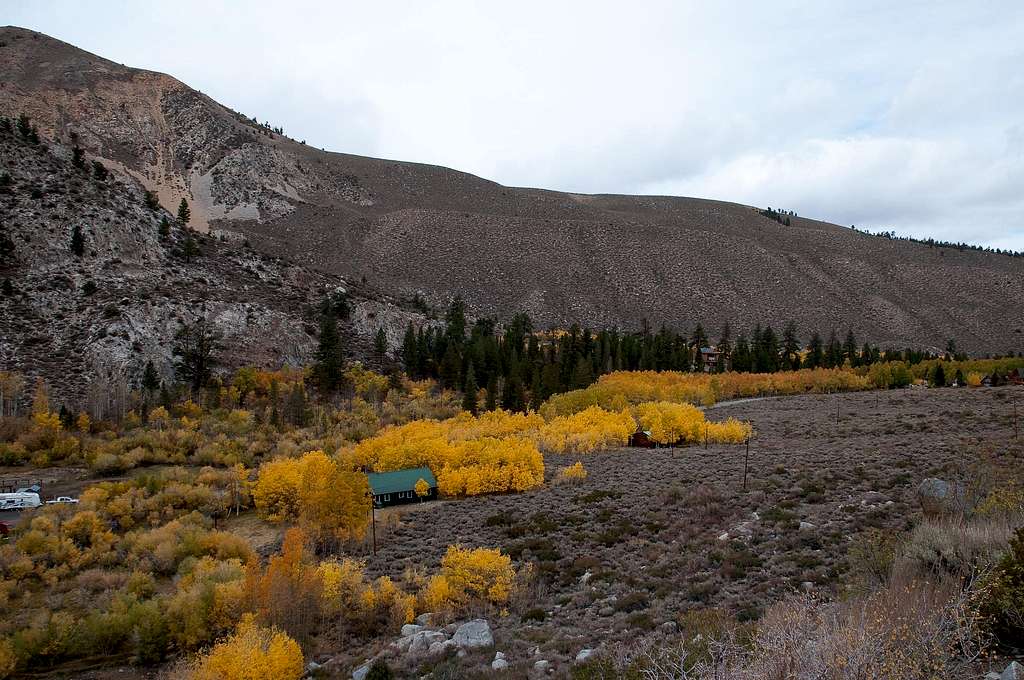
[0,492,42,510]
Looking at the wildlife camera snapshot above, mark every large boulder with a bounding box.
[407,630,447,656]
[1002,661,1024,680]
[452,619,494,649]
[916,478,966,516]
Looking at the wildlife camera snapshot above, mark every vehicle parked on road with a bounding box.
[45,496,80,505]
[0,492,42,510]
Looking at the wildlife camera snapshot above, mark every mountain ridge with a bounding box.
[1,25,1022,355]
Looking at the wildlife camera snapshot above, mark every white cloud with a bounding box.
[5,0,1023,249]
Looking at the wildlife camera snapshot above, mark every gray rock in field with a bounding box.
[799,521,815,531]
[575,648,595,662]
[494,651,506,660]
[415,612,434,626]
[916,478,966,515]
[427,638,456,657]
[492,658,509,670]
[800,581,815,592]
[579,570,592,584]
[598,606,614,617]
[453,619,493,649]
[985,673,1001,680]
[352,663,370,680]
[1002,661,1024,680]
[534,659,552,672]
[401,623,424,637]
[408,630,446,656]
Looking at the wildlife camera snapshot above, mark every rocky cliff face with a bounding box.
[0,125,425,407]
[1,25,1022,355]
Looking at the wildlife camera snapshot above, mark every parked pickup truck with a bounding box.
[45,497,79,505]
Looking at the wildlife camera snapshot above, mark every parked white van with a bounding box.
[0,492,42,510]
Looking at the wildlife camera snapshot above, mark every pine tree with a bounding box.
[485,376,498,412]
[806,332,824,369]
[144,190,160,211]
[141,360,160,393]
[439,344,461,389]
[158,216,170,239]
[843,330,858,367]
[172,317,221,392]
[401,323,417,377]
[69,224,85,257]
[444,296,467,345]
[782,322,800,370]
[932,363,946,387]
[462,364,478,414]
[16,114,31,140]
[182,233,199,263]
[374,328,388,363]
[177,198,191,225]
[732,335,752,372]
[72,146,86,169]
[717,323,732,372]
[314,306,344,392]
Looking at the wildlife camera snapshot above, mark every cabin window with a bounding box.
[382,494,391,502]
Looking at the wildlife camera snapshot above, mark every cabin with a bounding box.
[367,467,437,508]
[628,429,655,448]
[698,347,727,373]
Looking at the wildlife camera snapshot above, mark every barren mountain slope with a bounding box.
[2,26,1022,354]
[0,126,426,407]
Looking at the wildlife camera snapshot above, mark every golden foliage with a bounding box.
[537,406,634,453]
[541,368,871,417]
[414,477,430,498]
[352,412,545,497]
[555,461,587,484]
[188,614,303,680]
[0,638,15,679]
[253,452,370,543]
[431,545,515,611]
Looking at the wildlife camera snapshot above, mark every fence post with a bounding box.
[743,438,750,491]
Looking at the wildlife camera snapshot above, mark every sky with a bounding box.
[6,1,1024,250]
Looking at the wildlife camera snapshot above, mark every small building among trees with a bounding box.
[628,428,655,448]
[367,467,437,507]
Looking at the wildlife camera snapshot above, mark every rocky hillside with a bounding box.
[1,26,1022,354]
[0,124,426,407]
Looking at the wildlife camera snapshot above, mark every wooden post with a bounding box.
[743,438,750,491]
[1015,396,1019,441]
[370,494,377,556]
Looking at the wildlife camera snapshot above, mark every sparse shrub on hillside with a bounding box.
[976,527,1024,647]
[555,461,587,484]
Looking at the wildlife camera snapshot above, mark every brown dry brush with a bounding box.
[582,575,984,680]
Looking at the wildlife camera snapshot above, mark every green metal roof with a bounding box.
[367,467,436,495]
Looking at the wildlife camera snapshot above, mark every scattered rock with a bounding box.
[534,659,552,673]
[415,613,434,626]
[598,606,614,617]
[575,648,595,662]
[492,658,509,671]
[579,570,592,584]
[800,581,814,592]
[799,521,815,531]
[717,532,730,541]
[352,663,370,680]
[1002,661,1024,680]
[400,623,424,637]
[407,630,446,656]
[452,619,493,649]
[427,639,456,657]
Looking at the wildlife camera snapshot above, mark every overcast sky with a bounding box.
[6,1,1024,250]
